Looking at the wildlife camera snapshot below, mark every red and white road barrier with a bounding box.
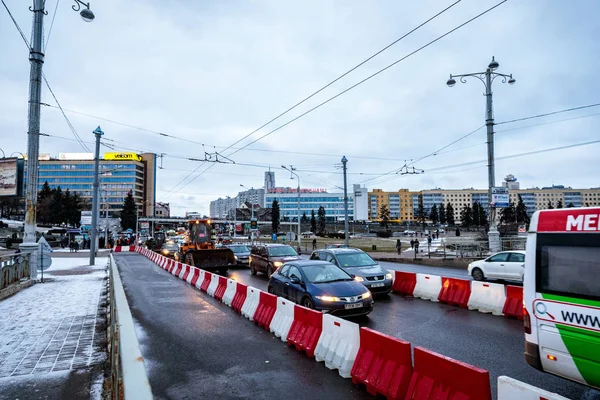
[241,286,260,321]
[112,245,134,252]
[287,306,323,358]
[222,278,238,307]
[413,273,442,301]
[498,376,569,400]
[468,281,506,315]
[206,273,219,297]
[503,285,524,320]
[270,297,295,342]
[315,314,360,378]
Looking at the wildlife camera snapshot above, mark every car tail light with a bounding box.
[524,304,531,334]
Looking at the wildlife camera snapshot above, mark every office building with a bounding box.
[27,152,157,217]
[369,189,417,222]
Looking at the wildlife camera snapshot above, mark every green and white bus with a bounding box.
[524,207,600,389]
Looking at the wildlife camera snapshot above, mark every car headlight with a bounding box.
[273,261,283,267]
[234,255,238,260]
[249,256,252,262]
[362,291,372,299]
[315,295,341,302]
[162,250,169,255]
[354,276,364,282]
[385,273,393,280]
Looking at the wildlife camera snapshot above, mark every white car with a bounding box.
[467,250,525,282]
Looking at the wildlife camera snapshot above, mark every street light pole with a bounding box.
[89,126,103,265]
[446,56,515,253]
[341,156,349,247]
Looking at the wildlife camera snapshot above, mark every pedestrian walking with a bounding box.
[427,235,432,245]
[410,239,414,250]
[396,239,402,255]
[312,238,317,250]
[414,239,420,254]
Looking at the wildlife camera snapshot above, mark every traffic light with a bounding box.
[250,218,258,230]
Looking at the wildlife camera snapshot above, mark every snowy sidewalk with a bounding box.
[0,256,108,400]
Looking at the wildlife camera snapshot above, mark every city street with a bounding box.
[117,253,598,399]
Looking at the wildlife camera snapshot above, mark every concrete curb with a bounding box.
[0,279,35,301]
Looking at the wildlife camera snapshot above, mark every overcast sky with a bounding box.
[1,0,599,216]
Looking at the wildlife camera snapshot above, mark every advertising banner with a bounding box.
[491,187,510,208]
[58,153,94,160]
[103,152,142,162]
[0,158,18,196]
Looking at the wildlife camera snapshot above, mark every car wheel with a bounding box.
[302,296,314,309]
[250,263,257,276]
[267,265,273,277]
[472,268,484,281]
[185,253,195,267]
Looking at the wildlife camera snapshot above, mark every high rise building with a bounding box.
[264,171,275,192]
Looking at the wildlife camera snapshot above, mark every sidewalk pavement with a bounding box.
[0,255,108,400]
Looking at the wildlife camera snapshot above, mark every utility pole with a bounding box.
[342,156,349,247]
[447,57,515,253]
[89,126,103,265]
[281,166,301,252]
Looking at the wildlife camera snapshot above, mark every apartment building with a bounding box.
[368,189,417,222]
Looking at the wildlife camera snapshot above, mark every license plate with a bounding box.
[371,283,385,288]
[344,302,362,310]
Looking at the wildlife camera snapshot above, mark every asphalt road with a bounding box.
[114,254,367,400]
[228,261,598,400]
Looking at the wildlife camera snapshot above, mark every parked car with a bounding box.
[249,244,301,276]
[326,243,349,249]
[160,240,179,258]
[403,230,416,235]
[225,244,251,266]
[267,260,374,317]
[310,248,393,295]
[467,250,526,282]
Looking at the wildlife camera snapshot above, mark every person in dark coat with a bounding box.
[396,239,402,255]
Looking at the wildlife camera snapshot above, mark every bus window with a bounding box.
[525,208,600,390]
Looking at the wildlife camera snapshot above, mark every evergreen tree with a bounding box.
[120,190,137,231]
[478,204,488,228]
[460,205,473,228]
[310,209,317,233]
[379,204,390,229]
[499,202,517,225]
[37,181,53,224]
[472,202,481,227]
[556,200,563,209]
[516,195,530,224]
[416,194,426,228]
[271,200,280,234]
[547,201,554,209]
[49,186,65,225]
[301,212,308,223]
[317,206,326,235]
[445,202,455,226]
[66,191,83,227]
[566,202,575,208]
[429,204,439,225]
[438,203,446,225]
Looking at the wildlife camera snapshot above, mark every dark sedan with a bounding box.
[225,244,251,266]
[160,240,179,258]
[267,260,374,317]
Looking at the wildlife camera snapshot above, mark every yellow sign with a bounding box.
[103,152,142,162]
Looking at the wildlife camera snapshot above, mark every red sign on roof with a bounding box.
[537,208,600,232]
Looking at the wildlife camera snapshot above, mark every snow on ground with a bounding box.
[0,256,108,388]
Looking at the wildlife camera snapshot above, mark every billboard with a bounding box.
[104,152,142,162]
[58,152,94,160]
[0,158,18,196]
[491,187,510,208]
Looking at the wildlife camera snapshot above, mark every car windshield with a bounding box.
[268,246,298,257]
[336,252,376,268]
[301,263,352,283]
[164,242,178,250]
[228,245,249,253]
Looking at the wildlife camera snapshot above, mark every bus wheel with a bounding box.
[472,268,484,281]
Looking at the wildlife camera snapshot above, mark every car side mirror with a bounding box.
[290,276,302,284]
[349,274,355,279]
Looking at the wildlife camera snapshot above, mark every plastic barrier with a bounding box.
[315,314,360,378]
[350,327,413,399]
[241,286,260,321]
[253,291,277,330]
[287,306,323,358]
[497,376,570,400]
[270,297,295,342]
[199,272,212,292]
[173,262,183,277]
[206,274,219,297]
[168,260,178,274]
[190,268,201,287]
[405,346,492,400]
[194,270,206,289]
[467,281,506,316]
[180,265,191,281]
[113,246,132,252]
[503,285,524,320]
[413,274,442,302]
[214,276,228,301]
[160,256,168,269]
[231,282,248,313]
[222,279,238,307]
[438,277,471,308]
[391,271,417,296]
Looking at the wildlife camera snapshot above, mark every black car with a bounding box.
[160,240,179,258]
[225,244,251,266]
[267,260,374,318]
[310,248,393,295]
[250,244,301,277]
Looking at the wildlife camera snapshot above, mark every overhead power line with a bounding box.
[496,103,600,125]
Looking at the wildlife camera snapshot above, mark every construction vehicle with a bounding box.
[174,219,236,273]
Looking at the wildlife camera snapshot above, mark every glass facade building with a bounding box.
[265,192,355,221]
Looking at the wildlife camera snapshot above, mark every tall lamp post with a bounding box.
[446,56,515,253]
[282,165,301,252]
[89,126,103,265]
[240,184,255,244]
[21,0,95,275]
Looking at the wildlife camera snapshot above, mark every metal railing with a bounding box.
[500,236,527,251]
[108,254,153,400]
[1,253,30,290]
